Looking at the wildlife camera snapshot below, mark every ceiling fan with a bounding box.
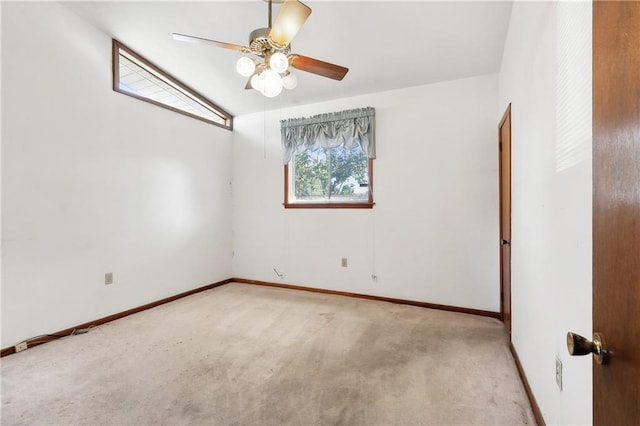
[172,0,349,98]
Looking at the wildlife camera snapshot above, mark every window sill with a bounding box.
[284,202,375,209]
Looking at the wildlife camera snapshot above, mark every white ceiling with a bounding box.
[62,1,513,116]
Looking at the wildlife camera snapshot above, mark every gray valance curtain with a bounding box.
[280,107,376,164]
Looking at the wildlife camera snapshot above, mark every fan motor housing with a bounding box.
[249,27,290,56]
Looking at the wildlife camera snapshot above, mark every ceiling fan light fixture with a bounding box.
[269,52,289,74]
[173,0,349,98]
[282,71,298,90]
[251,71,266,93]
[236,56,256,77]
[263,69,283,97]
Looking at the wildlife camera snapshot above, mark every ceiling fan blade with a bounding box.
[290,54,349,81]
[268,0,312,48]
[172,33,249,53]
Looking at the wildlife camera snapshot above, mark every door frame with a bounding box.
[498,104,512,337]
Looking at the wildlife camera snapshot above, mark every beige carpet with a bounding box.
[1,283,535,425]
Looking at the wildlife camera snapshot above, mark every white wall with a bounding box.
[498,2,592,424]
[1,2,233,348]
[232,74,500,312]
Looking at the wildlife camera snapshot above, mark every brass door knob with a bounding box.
[566,332,609,365]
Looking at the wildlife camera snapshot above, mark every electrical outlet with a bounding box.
[555,356,563,390]
[105,272,113,285]
[15,342,28,352]
[341,258,348,267]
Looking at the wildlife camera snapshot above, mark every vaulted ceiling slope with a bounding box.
[62,1,513,116]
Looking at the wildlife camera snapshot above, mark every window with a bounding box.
[282,107,375,208]
[112,40,232,130]
[286,147,373,208]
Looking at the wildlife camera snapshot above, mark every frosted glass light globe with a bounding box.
[269,52,289,74]
[263,69,283,97]
[282,72,298,90]
[236,57,256,77]
[251,71,265,94]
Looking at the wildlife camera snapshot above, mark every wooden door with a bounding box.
[592,1,640,424]
[499,104,512,338]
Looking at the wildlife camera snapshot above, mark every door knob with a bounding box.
[566,332,609,365]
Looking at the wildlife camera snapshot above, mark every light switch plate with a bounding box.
[555,356,563,390]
